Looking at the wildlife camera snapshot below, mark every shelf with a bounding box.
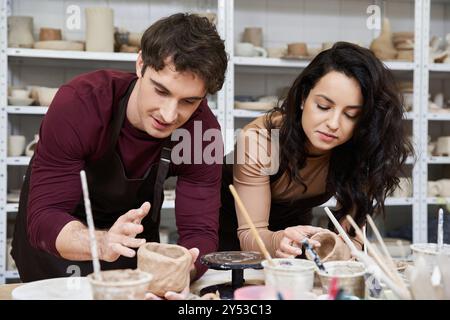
[406,156,415,165]
[6,199,175,212]
[318,197,412,208]
[5,270,19,280]
[428,197,450,205]
[233,109,414,120]
[429,63,450,72]
[7,48,137,62]
[7,106,48,114]
[6,106,216,119]
[428,157,450,164]
[427,113,450,121]
[382,61,415,71]
[233,109,266,118]
[162,200,175,209]
[6,203,18,212]
[234,56,309,68]
[384,197,413,206]
[404,112,414,120]
[6,157,31,166]
[234,57,414,71]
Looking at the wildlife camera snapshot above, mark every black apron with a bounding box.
[218,160,334,251]
[11,79,172,282]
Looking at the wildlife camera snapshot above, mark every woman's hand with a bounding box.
[145,247,199,300]
[276,225,327,258]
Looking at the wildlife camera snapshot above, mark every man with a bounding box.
[11,13,227,298]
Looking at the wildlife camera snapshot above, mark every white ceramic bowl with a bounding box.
[8,96,34,106]
[37,87,59,106]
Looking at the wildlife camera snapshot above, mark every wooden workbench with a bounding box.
[0,283,21,300]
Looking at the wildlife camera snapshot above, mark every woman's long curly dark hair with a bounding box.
[265,42,415,228]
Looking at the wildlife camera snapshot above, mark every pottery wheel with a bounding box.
[200,251,263,299]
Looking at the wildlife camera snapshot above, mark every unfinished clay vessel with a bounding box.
[306,230,352,262]
[137,242,192,297]
[370,18,397,60]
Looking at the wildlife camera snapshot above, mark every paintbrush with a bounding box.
[301,238,327,273]
[437,208,444,252]
[228,185,284,300]
[80,170,101,280]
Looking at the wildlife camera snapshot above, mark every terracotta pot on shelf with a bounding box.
[242,27,263,47]
[370,18,397,60]
[39,28,62,41]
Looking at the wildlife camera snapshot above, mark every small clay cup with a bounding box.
[287,42,308,57]
[39,28,62,41]
[137,242,192,297]
[306,230,352,262]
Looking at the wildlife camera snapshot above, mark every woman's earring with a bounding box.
[300,105,304,110]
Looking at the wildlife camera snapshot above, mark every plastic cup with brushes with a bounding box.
[81,170,152,300]
[229,185,316,300]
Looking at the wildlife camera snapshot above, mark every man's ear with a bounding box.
[136,50,143,78]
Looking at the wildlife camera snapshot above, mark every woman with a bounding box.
[219,42,414,258]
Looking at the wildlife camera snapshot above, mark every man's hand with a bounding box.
[99,202,150,262]
[276,225,327,258]
[145,247,200,300]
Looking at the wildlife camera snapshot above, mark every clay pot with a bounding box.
[436,136,450,156]
[137,242,192,297]
[119,44,139,53]
[370,18,397,60]
[128,32,142,47]
[8,135,26,157]
[39,28,62,41]
[242,27,263,47]
[7,16,34,48]
[306,230,352,262]
[428,179,450,197]
[37,87,59,106]
[285,42,308,58]
[85,7,114,52]
[397,49,414,62]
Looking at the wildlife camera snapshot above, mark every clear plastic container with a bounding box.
[87,269,152,300]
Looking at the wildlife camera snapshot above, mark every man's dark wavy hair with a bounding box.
[140,13,228,94]
[265,42,415,229]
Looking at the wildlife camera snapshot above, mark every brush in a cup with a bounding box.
[301,238,327,273]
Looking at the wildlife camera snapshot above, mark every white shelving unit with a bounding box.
[226,0,430,254]
[423,0,450,246]
[1,0,448,283]
[0,0,227,283]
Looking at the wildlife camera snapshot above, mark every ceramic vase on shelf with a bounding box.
[7,16,34,48]
[370,18,397,60]
[85,7,114,52]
